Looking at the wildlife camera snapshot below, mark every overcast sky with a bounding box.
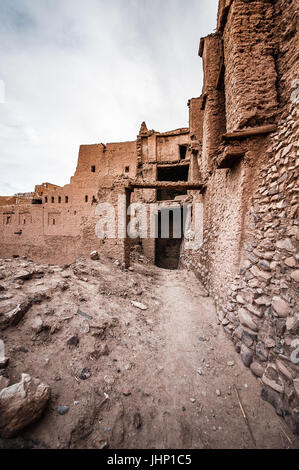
[0,0,218,195]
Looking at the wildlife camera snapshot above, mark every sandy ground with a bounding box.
[0,257,298,449]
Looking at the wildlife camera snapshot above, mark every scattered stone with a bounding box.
[294,379,299,399]
[0,374,51,438]
[123,389,131,397]
[79,368,91,380]
[77,309,93,320]
[45,308,55,316]
[66,335,79,347]
[31,316,44,334]
[291,270,299,283]
[216,389,221,397]
[227,361,235,367]
[90,251,99,261]
[131,301,148,311]
[90,343,109,359]
[57,406,70,416]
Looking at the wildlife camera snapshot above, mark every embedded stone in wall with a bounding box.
[272,296,290,318]
[238,308,258,332]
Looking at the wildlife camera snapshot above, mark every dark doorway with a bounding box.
[157,165,189,201]
[155,207,185,270]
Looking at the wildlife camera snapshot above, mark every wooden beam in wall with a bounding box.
[128,182,205,192]
[222,124,277,141]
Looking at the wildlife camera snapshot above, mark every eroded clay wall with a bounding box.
[0,140,137,264]
[224,0,278,131]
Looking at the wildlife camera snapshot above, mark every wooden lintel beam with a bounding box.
[127,181,205,191]
[223,124,277,141]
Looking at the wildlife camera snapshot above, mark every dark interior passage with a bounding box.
[155,208,185,270]
[157,165,189,201]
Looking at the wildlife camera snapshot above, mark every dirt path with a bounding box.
[121,267,298,449]
[1,258,298,449]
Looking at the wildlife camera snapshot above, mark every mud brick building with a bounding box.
[0,0,298,433]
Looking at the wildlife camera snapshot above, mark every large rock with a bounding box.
[0,374,51,438]
[0,301,32,330]
[291,270,299,283]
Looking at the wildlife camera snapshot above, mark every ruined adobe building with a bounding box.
[0,0,298,433]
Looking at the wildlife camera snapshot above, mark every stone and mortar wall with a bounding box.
[181,0,299,433]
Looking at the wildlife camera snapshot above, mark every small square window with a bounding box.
[58,196,61,203]
[65,196,69,203]
[45,197,48,203]
[125,166,130,173]
[51,197,55,203]
[85,195,88,203]
[91,166,96,173]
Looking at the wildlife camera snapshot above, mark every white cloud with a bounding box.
[0,0,218,195]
